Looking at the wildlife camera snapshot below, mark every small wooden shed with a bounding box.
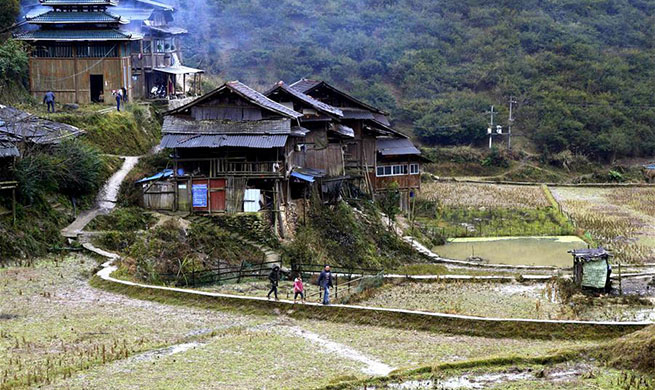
[569,248,612,291]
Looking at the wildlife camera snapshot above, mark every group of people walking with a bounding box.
[267,265,334,305]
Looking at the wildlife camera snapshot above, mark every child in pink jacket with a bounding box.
[293,275,305,304]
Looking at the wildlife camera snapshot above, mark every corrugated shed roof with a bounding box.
[266,81,343,117]
[162,117,290,135]
[15,29,141,41]
[27,10,125,24]
[167,81,302,119]
[376,137,421,156]
[160,134,288,149]
[568,248,612,261]
[0,105,85,145]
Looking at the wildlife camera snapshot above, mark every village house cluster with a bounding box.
[140,79,426,235]
[14,0,202,104]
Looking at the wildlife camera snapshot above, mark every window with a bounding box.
[376,164,412,177]
[143,40,152,54]
[410,163,420,175]
[33,45,73,58]
[77,44,117,58]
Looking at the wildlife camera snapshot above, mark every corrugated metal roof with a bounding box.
[27,11,125,24]
[265,81,343,117]
[160,134,288,149]
[15,29,141,41]
[376,137,421,156]
[162,117,290,135]
[0,105,85,145]
[167,81,302,119]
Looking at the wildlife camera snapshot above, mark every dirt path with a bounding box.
[62,156,140,238]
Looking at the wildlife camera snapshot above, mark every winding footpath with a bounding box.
[62,156,140,238]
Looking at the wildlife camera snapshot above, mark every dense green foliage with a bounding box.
[14,139,106,204]
[176,0,655,161]
[0,39,29,102]
[0,0,19,31]
[116,219,262,284]
[48,105,161,155]
[86,207,156,232]
[283,199,416,270]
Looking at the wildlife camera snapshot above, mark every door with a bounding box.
[209,179,226,212]
[90,75,104,103]
[177,181,190,211]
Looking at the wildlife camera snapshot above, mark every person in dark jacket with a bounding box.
[115,90,122,111]
[267,266,280,301]
[43,91,55,113]
[317,265,333,305]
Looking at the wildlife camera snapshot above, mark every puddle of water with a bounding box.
[434,236,587,267]
[130,342,201,363]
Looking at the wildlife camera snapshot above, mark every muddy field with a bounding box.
[355,280,655,322]
[1,256,613,389]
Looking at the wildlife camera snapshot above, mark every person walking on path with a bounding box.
[43,91,56,113]
[267,266,280,301]
[114,90,122,112]
[293,274,305,304]
[317,265,333,305]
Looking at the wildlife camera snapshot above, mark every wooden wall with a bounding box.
[369,173,421,191]
[29,56,132,104]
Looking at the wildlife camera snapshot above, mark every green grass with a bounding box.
[85,207,156,232]
[46,105,160,155]
[0,255,264,389]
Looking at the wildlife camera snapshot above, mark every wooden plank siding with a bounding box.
[29,55,132,104]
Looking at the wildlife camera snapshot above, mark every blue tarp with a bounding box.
[291,171,315,183]
[136,169,174,184]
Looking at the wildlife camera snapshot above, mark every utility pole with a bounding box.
[508,96,517,150]
[486,105,496,149]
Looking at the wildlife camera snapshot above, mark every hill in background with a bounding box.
[175,0,655,162]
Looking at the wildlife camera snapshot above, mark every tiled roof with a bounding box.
[40,0,117,5]
[167,81,302,119]
[265,81,343,117]
[160,134,288,149]
[288,79,322,93]
[162,117,290,135]
[27,11,124,24]
[226,81,302,119]
[289,78,388,115]
[15,29,141,41]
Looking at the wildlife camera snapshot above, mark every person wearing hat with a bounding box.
[267,266,280,301]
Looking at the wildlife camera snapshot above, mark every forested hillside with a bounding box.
[175,0,655,162]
